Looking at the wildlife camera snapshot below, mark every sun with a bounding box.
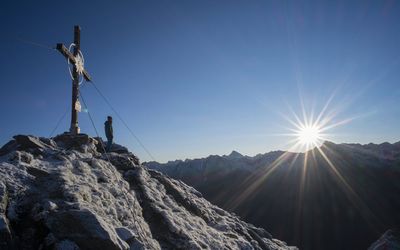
[281,102,335,151]
[297,124,322,146]
[280,93,359,152]
[284,114,328,151]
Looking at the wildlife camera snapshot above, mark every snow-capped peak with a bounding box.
[226,150,243,159]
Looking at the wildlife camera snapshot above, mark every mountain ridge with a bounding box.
[145,140,400,166]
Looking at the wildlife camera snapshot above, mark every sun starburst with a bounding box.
[287,113,330,151]
[282,94,346,152]
[297,124,322,146]
[225,93,366,219]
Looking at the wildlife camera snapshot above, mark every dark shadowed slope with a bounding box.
[145,141,400,250]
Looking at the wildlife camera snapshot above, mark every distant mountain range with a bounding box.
[145,141,400,250]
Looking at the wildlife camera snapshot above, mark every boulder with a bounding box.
[53,133,97,151]
[106,153,139,171]
[93,137,131,155]
[109,144,130,154]
[14,135,55,151]
[0,135,57,156]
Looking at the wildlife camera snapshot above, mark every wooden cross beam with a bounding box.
[56,25,92,135]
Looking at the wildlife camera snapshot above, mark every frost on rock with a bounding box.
[0,133,296,250]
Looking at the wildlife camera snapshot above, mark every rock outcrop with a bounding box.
[0,134,296,250]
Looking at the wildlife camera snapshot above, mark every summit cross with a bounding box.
[56,25,92,134]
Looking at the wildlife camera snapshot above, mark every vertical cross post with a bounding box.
[70,25,80,134]
[56,25,91,135]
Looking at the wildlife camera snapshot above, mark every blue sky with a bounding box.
[1,0,400,162]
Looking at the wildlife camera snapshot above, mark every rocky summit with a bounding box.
[0,134,296,250]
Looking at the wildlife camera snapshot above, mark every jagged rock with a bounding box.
[0,140,18,156]
[0,182,7,214]
[46,209,129,250]
[115,227,137,245]
[369,229,400,250]
[0,134,296,250]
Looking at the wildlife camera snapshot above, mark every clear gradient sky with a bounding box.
[1,0,400,162]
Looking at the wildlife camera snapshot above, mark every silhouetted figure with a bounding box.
[104,116,113,152]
